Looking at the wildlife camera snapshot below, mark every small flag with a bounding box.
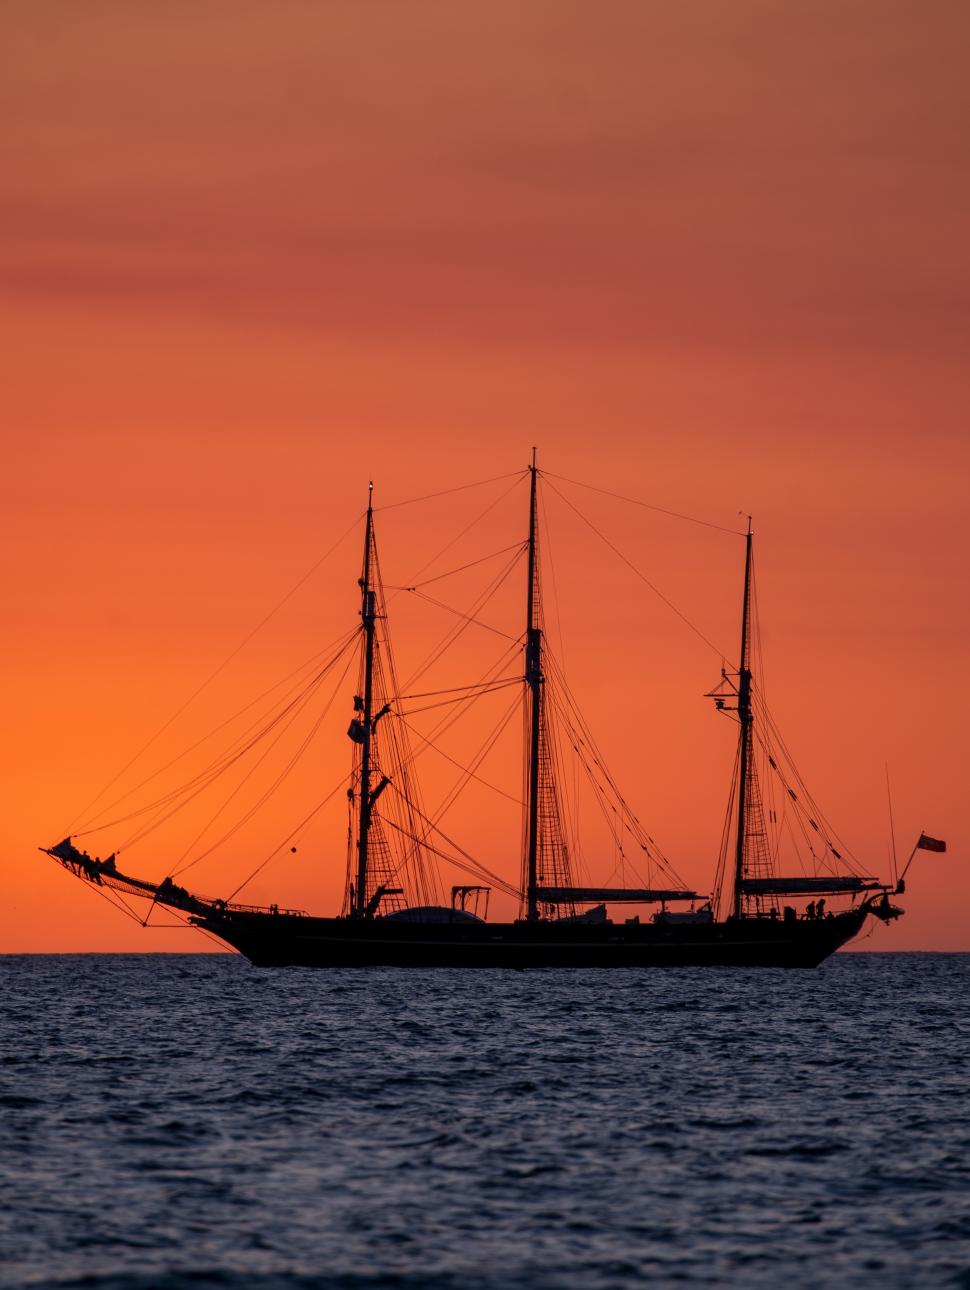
[917,833,947,853]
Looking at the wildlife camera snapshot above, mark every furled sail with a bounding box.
[739,877,881,896]
[535,887,700,904]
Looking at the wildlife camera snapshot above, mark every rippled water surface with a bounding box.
[1,954,969,1289]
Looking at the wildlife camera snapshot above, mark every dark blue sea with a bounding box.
[1,955,968,1290]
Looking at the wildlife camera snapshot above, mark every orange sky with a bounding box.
[2,1,967,952]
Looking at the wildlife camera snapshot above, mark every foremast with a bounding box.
[353,483,378,918]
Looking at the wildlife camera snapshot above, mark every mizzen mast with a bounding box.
[732,518,753,919]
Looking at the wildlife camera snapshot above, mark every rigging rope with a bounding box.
[397,677,521,717]
[543,649,690,890]
[351,533,444,908]
[226,773,353,901]
[115,664,336,854]
[542,476,729,661]
[751,704,863,875]
[398,677,523,702]
[542,470,746,537]
[74,627,361,834]
[406,589,518,642]
[396,713,524,806]
[382,788,520,899]
[388,543,527,591]
[712,744,740,918]
[401,545,526,690]
[62,512,364,837]
[76,630,361,845]
[397,642,522,769]
[538,487,569,667]
[375,470,528,513]
[412,689,523,830]
[388,473,528,602]
[172,640,360,876]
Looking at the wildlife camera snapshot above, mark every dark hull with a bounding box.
[192,907,868,969]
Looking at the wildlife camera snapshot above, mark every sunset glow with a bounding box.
[3,2,966,952]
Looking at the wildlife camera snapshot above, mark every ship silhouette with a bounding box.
[44,456,939,968]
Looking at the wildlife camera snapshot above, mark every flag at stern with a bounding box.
[917,833,947,853]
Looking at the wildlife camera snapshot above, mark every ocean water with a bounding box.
[1,955,968,1290]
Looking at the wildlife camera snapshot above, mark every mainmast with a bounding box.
[354,483,377,918]
[524,450,542,921]
[732,519,753,919]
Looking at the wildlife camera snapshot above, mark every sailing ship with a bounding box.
[42,457,938,968]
